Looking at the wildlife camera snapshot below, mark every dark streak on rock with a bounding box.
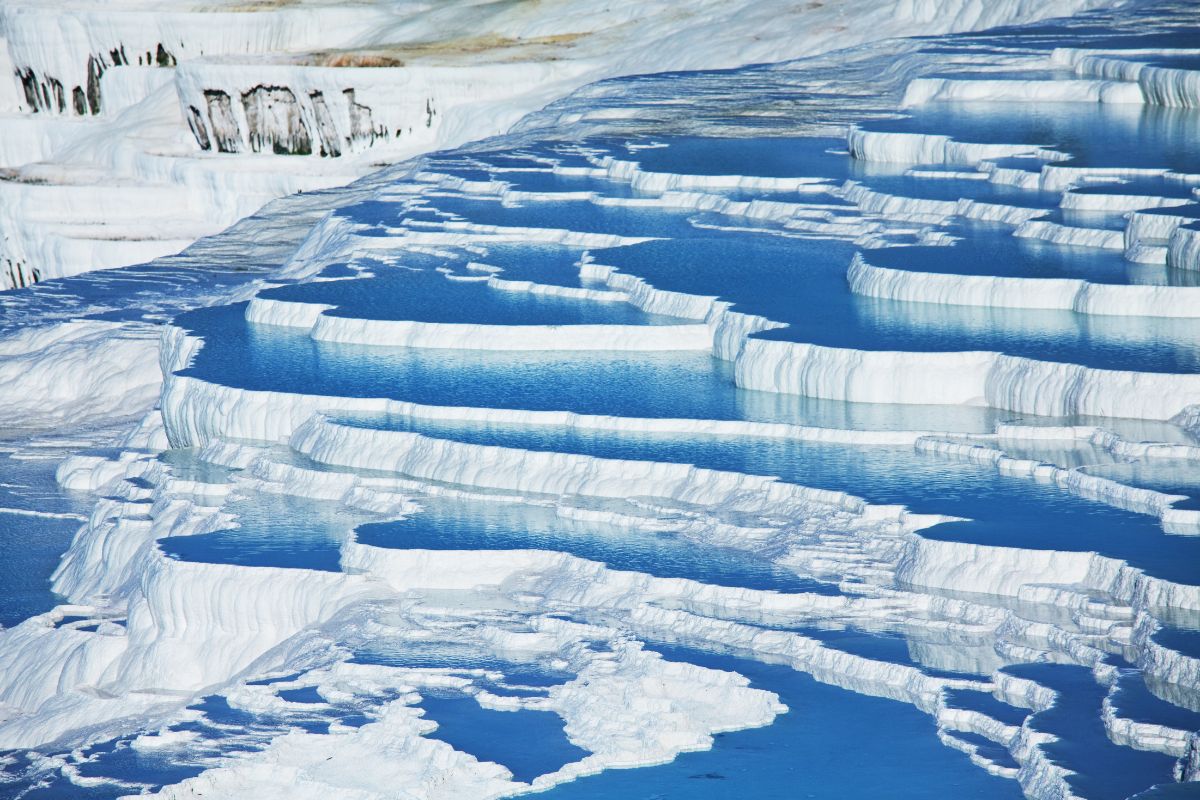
[86,55,103,114]
[204,90,241,153]
[187,105,212,151]
[241,85,312,155]
[18,69,39,111]
[309,91,342,157]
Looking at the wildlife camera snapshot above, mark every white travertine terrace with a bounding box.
[1,1,1199,798]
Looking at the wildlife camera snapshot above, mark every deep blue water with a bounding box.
[415,191,706,241]
[349,641,575,689]
[627,135,853,181]
[1138,203,1200,226]
[255,258,686,327]
[3,744,205,800]
[1133,55,1200,70]
[596,235,1200,373]
[179,303,1014,432]
[180,300,1199,446]
[0,512,78,628]
[539,643,1025,799]
[352,171,1186,370]
[1078,461,1200,511]
[858,102,1200,172]
[445,242,594,288]
[175,291,1200,585]
[1107,669,1200,732]
[160,494,353,572]
[1131,784,1200,798]
[418,696,589,783]
[851,165,1059,207]
[7,5,1200,799]
[184,129,1200,396]
[1151,625,1200,661]
[338,418,1200,587]
[864,223,1157,284]
[354,495,837,595]
[143,37,1200,797]
[1002,664,1177,800]
[795,626,984,679]
[1070,178,1198,200]
[943,687,1030,727]
[945,730,1022,770]
[492,164,644,197]
[0,450,91,627]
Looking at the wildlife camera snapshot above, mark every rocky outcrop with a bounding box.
[344,88,383,146]
[9,48,153,115]
[184,81,388,157]
[3,257,38,289]
[309,91,342,157]
[203,90,241,153]
[241,85,312,155]
[185,105,211,151]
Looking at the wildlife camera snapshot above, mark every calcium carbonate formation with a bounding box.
[0,0,1199,798]
[0,0,1110,291]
